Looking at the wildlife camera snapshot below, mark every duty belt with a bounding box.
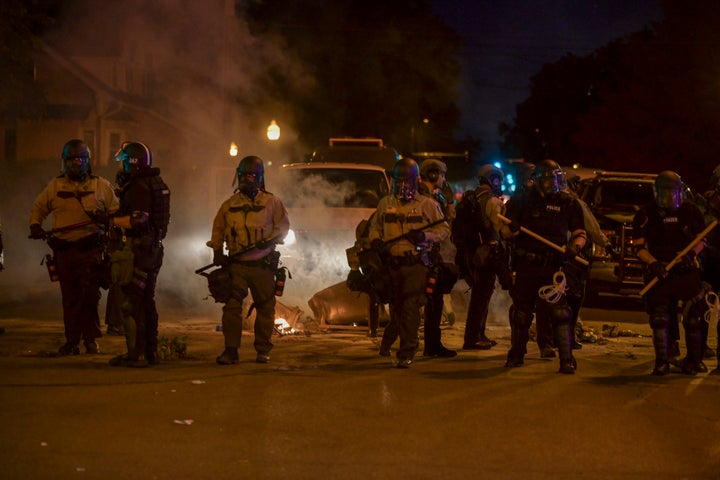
[514,249,560,267]
[49,234,103,252]
[230,255,273,269]
[389,253,423,269]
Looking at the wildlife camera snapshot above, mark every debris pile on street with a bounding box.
[578,321,649,345]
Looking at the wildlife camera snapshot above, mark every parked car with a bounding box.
[576,171,657,303]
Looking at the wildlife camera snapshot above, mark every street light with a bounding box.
[229,142,238,157]
[267,120,280,141]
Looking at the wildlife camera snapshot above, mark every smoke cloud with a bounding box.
[0,0,316,315]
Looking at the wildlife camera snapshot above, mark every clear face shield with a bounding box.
[655,186,682,210]
[63,156,89,180]
[537,171,561,196]
[237,172,260,196]
[393,178,416,202]
[114,148,133,173]
[489,175,504,196]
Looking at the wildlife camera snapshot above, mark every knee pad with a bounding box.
[511,308,533,330]
[682,294,706,331]
[549,305,573,326]
[649,305,670,329]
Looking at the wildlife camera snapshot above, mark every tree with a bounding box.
[499,1,720,191]
[241,0,463,153]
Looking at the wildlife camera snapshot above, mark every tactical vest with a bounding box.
[511,191,575,252]
[453,188,495,252]
[148,175,171,240]
[640,202,704,262]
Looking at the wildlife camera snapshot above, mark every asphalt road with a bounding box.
[1,284,719,480]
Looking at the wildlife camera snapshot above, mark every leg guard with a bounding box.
[649,306,671,375]
[681,295,707,374]
[506,306,532,367]
[550,305,575,374]
[555,323,576,374]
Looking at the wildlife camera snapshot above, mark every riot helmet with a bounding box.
[61,139,91,181]
[419,158,447,187]
[654,170,683,211]
[236,155,265,198]
[477,164,505,196]
[515,162,535,193]
[712,164,720,196]
[392,158,419,202]
[114,141,152,173]
[534,159,564,196]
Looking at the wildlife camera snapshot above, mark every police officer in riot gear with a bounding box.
[371,158,450,367]
[109,141,169,367]
[417,159,458,357]
[208,155,289,365]
[29,140,119,355]
[454,164,507,350]
[634,170,708,375]
[501,159,586,374]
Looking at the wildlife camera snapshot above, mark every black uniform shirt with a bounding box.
[505,189,584,253]
[118,168,159,238]
[633,201,705,263]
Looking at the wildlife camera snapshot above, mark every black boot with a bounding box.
[651,327,671,376]
[216,347,239,365]
[505,328,527,367]
[681,328,706,374]
[556,324,576,374]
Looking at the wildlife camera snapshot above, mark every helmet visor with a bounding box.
[63,156,89,179]
[537,174,560,196]
[238,172,260,195]
[392,179,416,201]
[489,175,504,196]
[656,186,681,210]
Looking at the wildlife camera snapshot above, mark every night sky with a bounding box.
[432,0,663,153]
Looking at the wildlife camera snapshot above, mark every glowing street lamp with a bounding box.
[229,142,238,157]
[267,120,280,141]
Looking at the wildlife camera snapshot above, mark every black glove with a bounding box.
[213,249,229,267]
[440,181,455,205]
[564,244,581,262]
[648,261,667,280]
[370,238,385,253]
[679,250,697,267]
[29,224,46,240]
[508,221,521,234]
[88,210,112,227]
[406,229,426,245]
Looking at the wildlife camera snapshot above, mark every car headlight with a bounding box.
[284,229,296,245]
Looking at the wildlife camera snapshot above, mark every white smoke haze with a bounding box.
[0,1,513,328]
[0,0,316,315]
[267,170,373,310]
